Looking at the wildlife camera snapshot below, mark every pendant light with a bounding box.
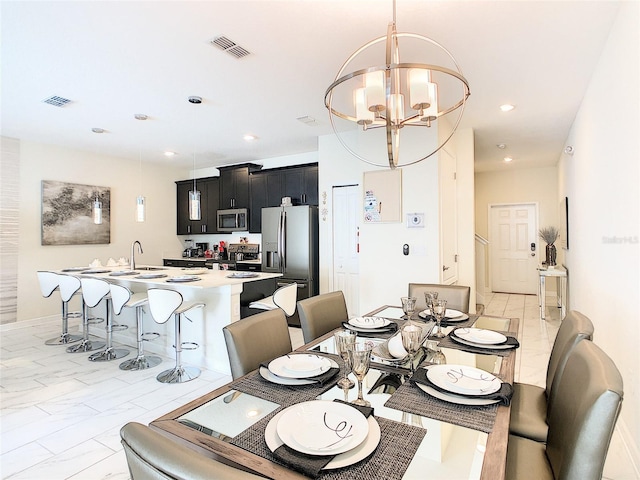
[93,195,103,224]
[188,96,201,221]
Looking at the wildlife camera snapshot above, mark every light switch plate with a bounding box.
[406,213,425,228]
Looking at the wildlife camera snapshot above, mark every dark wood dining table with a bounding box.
[149,306,519,479]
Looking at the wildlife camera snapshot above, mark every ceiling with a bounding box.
[1,1,621,172]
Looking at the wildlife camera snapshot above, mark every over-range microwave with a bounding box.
[217,208,248,232]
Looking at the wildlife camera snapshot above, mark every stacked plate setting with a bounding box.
[260,354,339,385]
[450,327,513,349]
[416,364,503,405]
[418,308,469,322]
[265,400,382,469]
[344,316,394,333]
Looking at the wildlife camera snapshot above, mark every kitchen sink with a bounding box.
[135,266,167,271]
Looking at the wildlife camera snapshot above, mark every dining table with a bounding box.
[149,305,519,480]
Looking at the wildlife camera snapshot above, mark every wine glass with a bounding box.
[334,330,356,389]
[430,345,447,365]
[401,296,417,320]
[431,299,448,338]
[349,343,373,406]
[424,291,439,319]
[401,324,423,374]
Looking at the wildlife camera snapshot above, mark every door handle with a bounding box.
[443,265,450,272]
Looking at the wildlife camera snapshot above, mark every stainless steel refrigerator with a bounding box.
[261,205,319,326]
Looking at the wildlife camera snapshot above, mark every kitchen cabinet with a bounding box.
[175,177,219,235]
[283,164,318,206]
[219,164,261,209]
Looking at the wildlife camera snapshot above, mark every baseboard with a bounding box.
[0,314,81,332]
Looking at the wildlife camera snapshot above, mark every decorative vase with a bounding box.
[545,243,557,267]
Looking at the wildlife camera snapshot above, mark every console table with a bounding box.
[538,266,567,320]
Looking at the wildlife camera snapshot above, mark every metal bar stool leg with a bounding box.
[156,312,200,384]
[89,298,129,361]
[119,306,162,371]
[67,300,106,353]
[45,296,83,345]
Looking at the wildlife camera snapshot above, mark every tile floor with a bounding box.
[0,295,636,479]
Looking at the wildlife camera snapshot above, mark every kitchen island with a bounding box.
[69,266,281,375]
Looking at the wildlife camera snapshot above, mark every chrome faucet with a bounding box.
[131,241,143,270]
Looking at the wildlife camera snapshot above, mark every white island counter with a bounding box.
[70,266,281,375]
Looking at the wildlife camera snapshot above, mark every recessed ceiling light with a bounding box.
[504,156,513,162]
[164,151,177,157]
[243,134,257,142]
[500,104,515,112]
[134,114,148,120]
[497,143,507,149]
[91,127,105,134]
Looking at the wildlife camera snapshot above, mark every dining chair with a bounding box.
[509,310,594,442]
[505,340,623,480]
[408,283,471,313]
[223,308,292,379]
[248,282,298,317]
[37,271,83,346]
[120,422,263,480]
[297,290,349,344]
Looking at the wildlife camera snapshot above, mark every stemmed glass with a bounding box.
[431,299,448,338]
[334,330,356,389]
[401,296,417,320]
[401,324,423,374]
[424,291,439,319]
[349,343,373,406]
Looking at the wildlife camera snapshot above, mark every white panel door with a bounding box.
[489,204,538,294]
[440,149,458,283]
[332,185,360,316]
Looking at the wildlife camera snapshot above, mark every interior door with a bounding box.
[489,204,538,294]
[332,185,360,316]
[439,148,458,283]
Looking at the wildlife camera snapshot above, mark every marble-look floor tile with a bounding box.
[0,441,54,478]
[67,450,131,480]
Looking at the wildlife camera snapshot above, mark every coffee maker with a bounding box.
[195,242,208,257]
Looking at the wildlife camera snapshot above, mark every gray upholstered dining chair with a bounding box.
[297,290,349,344]
[223,308,292,379]
[408,283,471,313]
[120,422,263,480]
[509,310,594,442]
[505,340,623,480]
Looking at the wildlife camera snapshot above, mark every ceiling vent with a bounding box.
[43,95,72,107]
[210,35,251,59]
[296,116,318,127]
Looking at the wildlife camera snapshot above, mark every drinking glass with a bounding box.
[401,324,423,374]
[401,296,417,320]
[334,330,356,389]
[424,291,439,318]
[431,299,448,338]
[349,343,373,406]
[430,345,447,365]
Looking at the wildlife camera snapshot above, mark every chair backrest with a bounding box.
[57,274,81,302]
[546,341,623,480]
[80,277,111,308]
[110,283,133,316]
[120,422,262,480]
[545,310,594,404]
[223,309,292,379]
[408,283,471,313]
[147,289,183,325]
[273,283,298,317]
[297,291,348,343]
[37,271,59,298]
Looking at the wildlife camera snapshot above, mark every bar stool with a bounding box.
[37,271,83,346]
[80,277,129,362]
[110,284,162,371]
[60,274,106,353]
[147,288,204,384]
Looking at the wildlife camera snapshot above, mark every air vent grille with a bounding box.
[43,95,72,107]
[210,35,251,59]
[296,116,318,127]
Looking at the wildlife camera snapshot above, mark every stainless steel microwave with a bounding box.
[217,208,248,232]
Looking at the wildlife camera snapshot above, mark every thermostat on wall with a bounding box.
[407,213,425,228]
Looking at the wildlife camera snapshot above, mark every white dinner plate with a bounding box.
[348,316,390,328]
[450,333,515,350]
[427,364,501,396]
[109,270,138,276]
[268,354,332,379]
[226,272,259,278]
[265,408,381,468]
[419,309,469,321]
[276,401,369,455]
[454,328,507,345]
[166,275,201,283]
[136,273,168,279]
[81,269,110,274]
[181,267,208,275]
[416,369,500,406]
[62,266,90,272]
[260,357,339,385]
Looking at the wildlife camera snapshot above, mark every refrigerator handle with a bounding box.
[281,210,287,271]
[277,210,284,272]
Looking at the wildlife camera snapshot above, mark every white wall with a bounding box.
[559,1,639,466]
[318,126,475,315]
[17,140,187,321]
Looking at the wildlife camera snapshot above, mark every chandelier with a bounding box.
[324,0,470,169]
